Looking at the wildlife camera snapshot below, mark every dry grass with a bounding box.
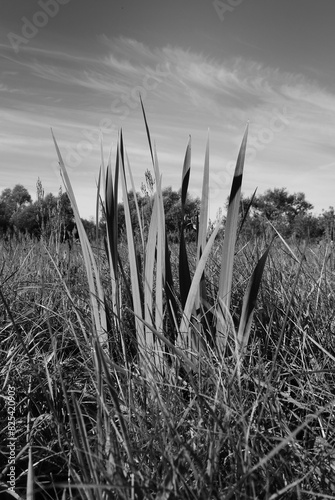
[1,231,334,499]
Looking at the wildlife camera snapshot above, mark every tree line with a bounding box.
[239,187,334,240]
[0,178,334,243]
[0,180,77,240]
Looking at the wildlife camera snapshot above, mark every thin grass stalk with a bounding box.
[26,377,34,500]
[59,377,93,500]
[144,195,158,346]
[270,241,307,373]
[93,341,105,471]
[97,344,136,472]
[164,235,179,343]
[225,410,325,500]
[315,241,329,312]
[126,151,145,255]
[96,167,101,245]
[44,246,90,345]
[71,395,102,500]
[134,314,198,373]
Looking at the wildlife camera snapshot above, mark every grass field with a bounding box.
[1,120,335,499]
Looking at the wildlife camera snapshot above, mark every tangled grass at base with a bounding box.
[0,108,334,499]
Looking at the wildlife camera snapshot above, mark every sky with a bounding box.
[1,0,335,221]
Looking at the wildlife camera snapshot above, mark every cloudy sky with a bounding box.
[1,0,335,221]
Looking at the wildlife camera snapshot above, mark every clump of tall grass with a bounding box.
[1,106,334,499]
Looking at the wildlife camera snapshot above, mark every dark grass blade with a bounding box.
[181,136,191,212]
[105,147,119,278]
[140,95,154,166]
[237,187,257,242]
[237,241,272,353]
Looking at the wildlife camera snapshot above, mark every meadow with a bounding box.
[1,110,334,499]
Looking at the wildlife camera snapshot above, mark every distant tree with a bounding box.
[116,186,200,242]
[0,180,76,240]
[11,184,32,208]
[254,188,313,222]
[241,188,315,238]
[319,206,335,240]
[0,201,8,234]
[0,185,32,235]
[10,204,40,236]
[81,218,96,240]
[41,187,75,240]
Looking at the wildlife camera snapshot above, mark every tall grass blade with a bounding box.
[179,137,192,308]
[119,131,145,364]
[196,130,210,265]
[140,100,166,336]
[104,144,127,365]
[216,124,249,351]
[140,98,168,369]
[51,130,107,346]
[154,148,166,335]
[195,131,210,327]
